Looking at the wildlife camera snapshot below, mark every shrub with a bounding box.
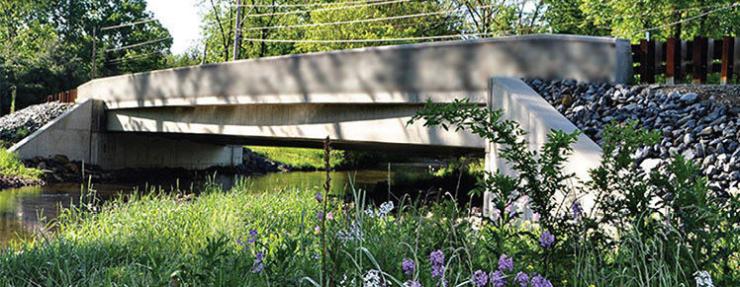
[0,148,41,180]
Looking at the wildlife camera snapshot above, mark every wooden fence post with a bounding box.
[692,36,708,84]
[639,39,655,83]
[720,36,735,84]
[666,38,681,84]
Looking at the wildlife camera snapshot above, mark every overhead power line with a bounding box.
[107,50,167,64]
[101,18,157,31]
[235,0,388,8]
[638,2,738,33]
[241,32,494,43]
[245,0,411,18]
[246,4,495,31]
[106,37,172,52]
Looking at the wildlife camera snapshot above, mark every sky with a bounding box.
[147,0,203,54]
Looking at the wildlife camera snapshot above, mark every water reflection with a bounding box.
[0,168,438,246]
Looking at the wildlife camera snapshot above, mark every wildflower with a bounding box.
[314,225,321,234]
[247,229,258,244]
[694,270,714,287]
[315,191,323,203]
[327,211,334,220]
[378,201,395,217]
[251,252,264,273]
[539,230,555,248]
[471,270,488,287]
[317,211,324,221]
[531,212,541,222]
[530,274,553,287]
[489,208,501,221]
[429,250,445,278]
[401,258,415,276]
[403,281,422,287]
[514,272,529,287]
[363,269,384,287]
[497,254,514,272]
[337,221,363,243]
[365,208,376,218]
[571,201,583,220]
[489,270,506,287]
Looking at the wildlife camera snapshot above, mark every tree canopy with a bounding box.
[0,0,172,112]
[1,0,738,112]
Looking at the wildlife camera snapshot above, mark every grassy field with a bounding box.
[0,175,732,286]
[0,148,42,180]
[247,146,345,170]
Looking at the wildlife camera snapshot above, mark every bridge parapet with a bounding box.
[78,34,630,109]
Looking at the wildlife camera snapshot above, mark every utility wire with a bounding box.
[246,4,495,31]
[234,0,388,8]
[107,50,167,64]
[241,32,494,43]
[244,0,411,18]
[638,2,738,33]
[100,18,157,31]
[106,37,172,52]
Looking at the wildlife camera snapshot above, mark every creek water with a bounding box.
[0,166,450,246]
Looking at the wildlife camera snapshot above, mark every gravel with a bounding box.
[525,79,740,193]
[0,102,72,146]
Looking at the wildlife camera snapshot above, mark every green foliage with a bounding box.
[0,0,172,113]
[0,148,41,180]
[248,146,345,170]
[410,100,739,285]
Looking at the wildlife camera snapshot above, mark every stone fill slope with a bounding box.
[526,79,739,193]
[0,102,72,146]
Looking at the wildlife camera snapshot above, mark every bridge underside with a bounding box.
[124,131,485,156]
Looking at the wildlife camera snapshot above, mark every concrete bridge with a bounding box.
[12,34,628,176]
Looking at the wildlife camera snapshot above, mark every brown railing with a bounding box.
[632,36,739,84]
[46,89,77,103]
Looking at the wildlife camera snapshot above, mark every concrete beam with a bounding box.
[78,34,631,109]
[106,104,486,149]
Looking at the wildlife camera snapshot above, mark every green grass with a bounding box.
[248,146,345,170]
[0,178,734,286]
[0,148,42,180]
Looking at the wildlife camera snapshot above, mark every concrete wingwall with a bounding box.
[77,34,631,109]
[10,99,243,169]
[484,77,603,217]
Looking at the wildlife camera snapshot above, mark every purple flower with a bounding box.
[251,252,264,273]
[489,270,506,287]
[429,250,445,278]
[315,191,323,203]
[317,211,324,221]
[402,258,415,276]
[403,281,422,287]
[515,272,529,287]
[539,230,555,248]
[247,229,258,244]
[531,274,553,287]
[498,254,514,272]
[571,201,583,219]
[471,270,488,287]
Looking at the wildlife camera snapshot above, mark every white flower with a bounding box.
[337,221,363,243]
[694,270,714,287]
[363,269,385,287]
[378,201,394,217]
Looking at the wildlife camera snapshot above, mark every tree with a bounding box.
[0,0,173,113]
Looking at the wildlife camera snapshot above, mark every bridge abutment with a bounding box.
[10,99,243,170]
